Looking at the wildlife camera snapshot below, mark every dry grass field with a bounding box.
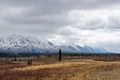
[0,56,120,80]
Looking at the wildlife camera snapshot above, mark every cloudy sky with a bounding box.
[0,0,120,53]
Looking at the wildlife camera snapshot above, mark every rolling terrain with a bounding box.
[0,56,120,80]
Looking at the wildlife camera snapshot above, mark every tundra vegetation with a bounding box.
[0,53,120,80]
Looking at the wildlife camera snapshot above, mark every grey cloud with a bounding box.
[4,13,69,26]
[1,0,120,27]
[1,0,120,8]
[74,20,106,30]
[1,0,120,16]
[107,16,120,30]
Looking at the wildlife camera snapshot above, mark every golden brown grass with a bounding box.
[1,58,120,80]
[12,60,120,80]
[13,61,92,71]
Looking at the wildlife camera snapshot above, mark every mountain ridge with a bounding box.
[0,35,108,54]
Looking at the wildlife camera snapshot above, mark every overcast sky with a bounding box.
[0,0,120,53]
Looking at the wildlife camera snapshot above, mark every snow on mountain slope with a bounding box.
[0,35,108,54]
[0,35,56,53]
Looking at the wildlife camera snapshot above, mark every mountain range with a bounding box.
[0,35,108,54]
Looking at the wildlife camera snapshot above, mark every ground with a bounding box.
[0,56,120,80]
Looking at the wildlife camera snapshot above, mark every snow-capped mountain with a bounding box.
[0,35,108,54]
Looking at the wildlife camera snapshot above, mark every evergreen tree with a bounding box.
[58,49,62,61]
